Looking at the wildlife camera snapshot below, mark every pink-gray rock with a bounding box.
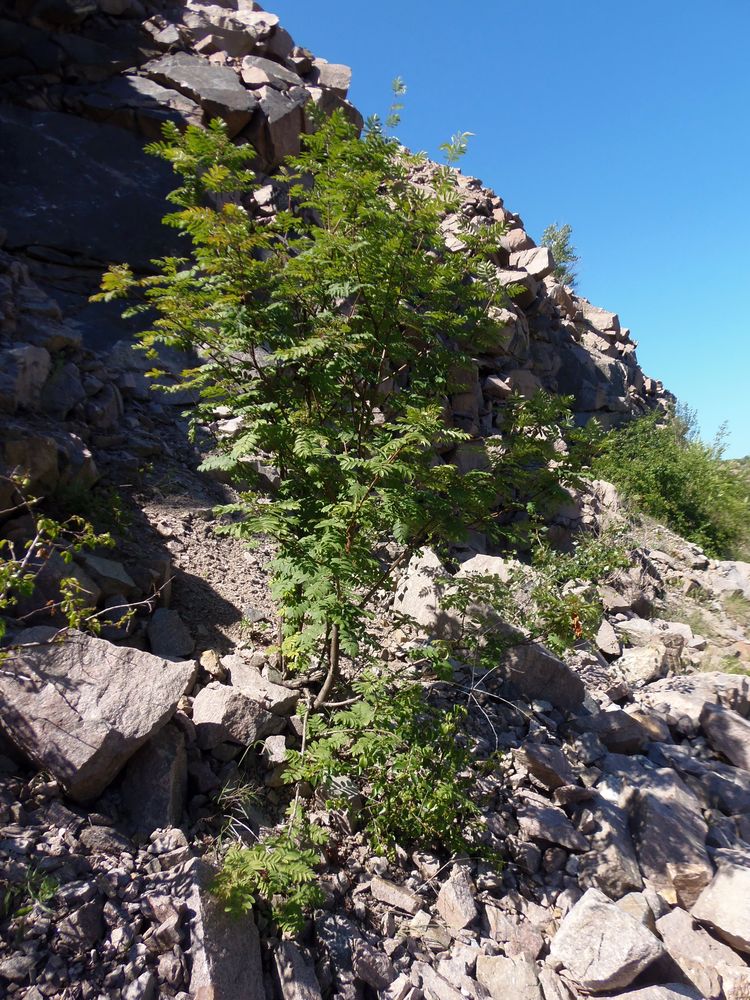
[275,940,322,1000]
[476,954,542,1000]
[601,755,712,907]
[186,858,265,1000]
[691,848,750,954]
[0,628,196,801]
[656,906,746,999]
[0,343,50,413]
[223,654,298,715]
[120,723,187,835]
[517,801,588,852]
[617,645,668,686]
[518,743,577,790]
[435,866,478,930]
[309,59,352,96]
[700,701,750,771]
[639,672,750,727]
[505,642,586,712]
[191,682,283,749]
[606,988,701,1000]
[509,246,555,280]
[370,876,421,915]
[147,608,194,660]
[596,618,621,658]
[79,553,138,599]
[571,710,650,754]
[577,794,643,898]
[392,548,451,635]
[548,887,664,992]
[352,939,396,991]
[142,52,258,136]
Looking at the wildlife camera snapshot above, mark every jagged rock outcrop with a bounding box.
[1,0,669,425]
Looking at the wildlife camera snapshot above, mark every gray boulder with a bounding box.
[143,52,258,136]
[192,682,284,749]
[548,887,664,992]
[700,701,750,771]
[0,628,196,800]
[691,848,750,954]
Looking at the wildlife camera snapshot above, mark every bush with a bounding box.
[541,222,579,287]
[0,476,114,659]
[97,103,611,931]
[592,410,750,558]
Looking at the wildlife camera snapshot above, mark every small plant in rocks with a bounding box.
[0,476,115,666]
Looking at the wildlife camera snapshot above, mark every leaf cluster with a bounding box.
[286,673,481,859]
[212,811,327,934]
[0,479,114,655]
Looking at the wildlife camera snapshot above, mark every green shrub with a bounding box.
[593,411,749,558]
[541,222,579,287]
[0,476,114,658]
[96,99,613,932]
[285,672,482,860]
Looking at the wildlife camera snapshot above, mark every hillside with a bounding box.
[1,3,749,1000]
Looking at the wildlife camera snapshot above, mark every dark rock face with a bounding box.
[0,0,359,349]
[0,105,178,268]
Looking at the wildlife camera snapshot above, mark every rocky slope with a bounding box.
[1,3,750,1000]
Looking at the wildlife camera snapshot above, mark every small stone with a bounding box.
[476,954,542,1000]
[435,866,478,930]
[370,876,421,914]
[148,609,194,659]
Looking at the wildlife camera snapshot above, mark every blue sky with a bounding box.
[277,0,750,456]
